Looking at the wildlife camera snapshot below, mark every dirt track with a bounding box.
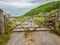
[7,31,60,45]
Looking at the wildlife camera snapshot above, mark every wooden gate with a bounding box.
[13,13,59,32]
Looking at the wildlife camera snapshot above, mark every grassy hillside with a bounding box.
[24,1,60,16]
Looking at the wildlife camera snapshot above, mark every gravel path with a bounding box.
[7,31,60,45]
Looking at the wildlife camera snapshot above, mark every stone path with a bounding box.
[7,31,60,45]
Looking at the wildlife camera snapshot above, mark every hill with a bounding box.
[24,1,60,16]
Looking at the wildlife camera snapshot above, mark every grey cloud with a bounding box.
[0,0,20,2]
[0,0,56,3]
[0,0,57,16]
[28,0,57,3]
[0,4,36,16]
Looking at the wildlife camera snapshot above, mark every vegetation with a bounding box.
[49,9,58,15]
[0,1,60,45]
[50,29,60,36]
[59,21,60,28]
[29,39,35,42]
[0,19,16,45]
[50,20,60,36]
[55,21,60,36]
[56,29,60,36]
[5,19,16,33]
[24,32,30,38]
[14,17,29,22]
[34,17,46,25]
[23,1,60,36]
[34,17,46,22]
[0,34,10,45]
[24,1,60,16]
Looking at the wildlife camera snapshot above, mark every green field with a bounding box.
[24,1,60,16]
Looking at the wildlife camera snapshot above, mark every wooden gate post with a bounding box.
[0,9,5,34]
[54,13,58,30]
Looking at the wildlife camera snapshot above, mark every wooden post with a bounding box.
[54,13,58,30]
[0,9,5,34]
[4,14,8,33]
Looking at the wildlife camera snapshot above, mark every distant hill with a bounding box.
[24,1,60,16]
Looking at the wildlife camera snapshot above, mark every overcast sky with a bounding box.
[0,0,57,16]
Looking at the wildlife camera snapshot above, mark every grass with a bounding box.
[49,9,58,15]
[6,20,16,33]
[0,20,16,45]
[56,29,60,36]
[24,32,30,38]
[50,29,60,36]
[24,1,60,16]
[15,17,29,22]
[34,17,46,22]
[34,17,46,25]
[0,34,10,45]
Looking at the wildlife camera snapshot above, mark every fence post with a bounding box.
[54,13,58,30]
[0,9,5,34]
